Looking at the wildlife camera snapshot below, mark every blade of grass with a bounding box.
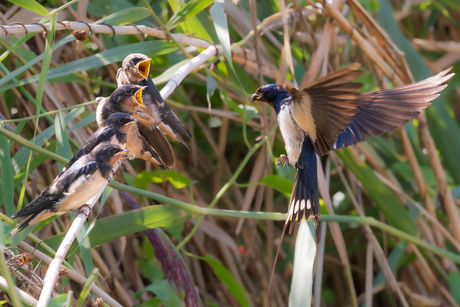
[0,134,15,217]
[0,220,22,306]
[9,0,48,16]
[54,111,72,171]
[16,15,56,214]
[77,268,99,307]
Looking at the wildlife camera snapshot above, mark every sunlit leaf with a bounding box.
[8,0,48,16]
[135,170,191,190]
[136,280,182,306]
[290,220,316,306]
[166,0,214,28]
[89,205,195,247]
[210,0,233,68]
[200,254,251,307]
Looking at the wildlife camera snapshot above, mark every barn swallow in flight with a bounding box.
[116,53,192,150]
[60,112,138,175]
[97,84,175,168]
[11,143,129,234]
[251,65,453,269]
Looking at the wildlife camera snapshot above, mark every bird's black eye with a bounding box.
[119,118,126,123]
[126,89,133,95]
[132,58,140,64]
[108,149,115,155]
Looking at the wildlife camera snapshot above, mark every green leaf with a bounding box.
[260,175,293,196]
[449,271,460,303]
[0,35,75,88]
[336,148,417,236]
[54,111,72,171]
[88,205,195,247]
[88,0,133,16]
[77,268,98,307]
[200,254,251,307]
[3,41,178,91]
[166,0,214,28]
[135,170,191,190]
[98,7,151,25]
[210,0,233,68]
[48,293,72,307]
[137,280,182,307]
[0,135,15,217]
[8,0,48,16]
[290,221,316,307]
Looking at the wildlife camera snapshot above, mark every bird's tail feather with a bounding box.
[269,164,320,294]
[11,214,38,236]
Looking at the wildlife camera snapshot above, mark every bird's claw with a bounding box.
[77,204,92,218]
[276,155,289,168]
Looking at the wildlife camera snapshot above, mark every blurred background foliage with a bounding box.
[0,0,459,306]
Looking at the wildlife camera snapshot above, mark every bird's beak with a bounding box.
[251,94,261,102]
[134,87,146,107]
[125,120,139,127]
[137,59,151,80]
[251,93,270,104]
[115,149,130,157]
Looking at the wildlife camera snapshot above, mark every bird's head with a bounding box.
[122,53,151,81]
[108,84,146,113]
[105,112,139,133]
[251,84,291,113]
[93,143,130,166]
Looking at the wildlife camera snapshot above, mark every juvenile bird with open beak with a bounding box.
[11,143,129,234]
[59,112,138,175]
[251,65,453,264]
[97,84,175,169]
[116,53,192,150]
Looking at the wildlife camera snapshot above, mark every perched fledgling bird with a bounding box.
[11,143,129,234]
[97,84,175,169]
[60,112,138,175]
[116,53,192,150]
[251,65,453,271]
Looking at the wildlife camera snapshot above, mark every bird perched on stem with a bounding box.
[11,143,129,234]
[251,64,454,277]
[116,53,192,150]
[97,84,175,169]
[60,112,138,175]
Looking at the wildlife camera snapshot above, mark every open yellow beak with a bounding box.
[137,58,151,80]
[134,87,146,107]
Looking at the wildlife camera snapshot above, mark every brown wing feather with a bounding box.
[333,67,454,150]
[290,64,364,155]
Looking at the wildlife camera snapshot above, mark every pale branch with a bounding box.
[0,275,38,306]
[18,241,122,307]
[37,187,106,307]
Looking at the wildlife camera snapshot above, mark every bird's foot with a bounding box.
[276,154,289,168]
[77,204,92,218]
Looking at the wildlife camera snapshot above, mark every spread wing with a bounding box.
[133,111,175,168]
[333,67,454,150]
[290,64,363,155]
